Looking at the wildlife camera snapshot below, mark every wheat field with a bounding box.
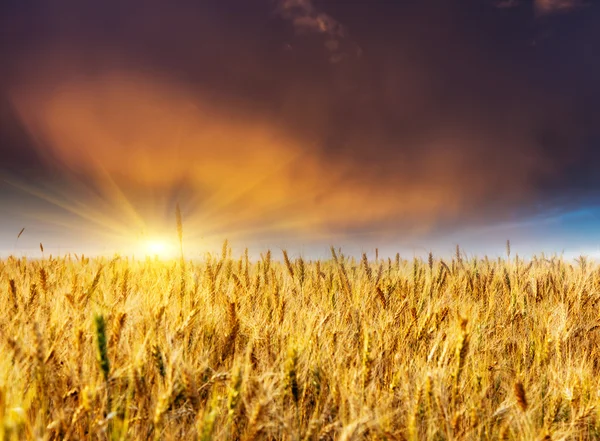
[1,244,600,440]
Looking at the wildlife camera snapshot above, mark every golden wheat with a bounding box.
[0,249,600,439]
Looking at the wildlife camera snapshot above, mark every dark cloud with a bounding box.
[535,0,585,15]
[495,0,520,9]
[276,0,345,36]
[494,0,584,14]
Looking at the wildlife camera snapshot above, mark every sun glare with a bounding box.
[141,237,177,259]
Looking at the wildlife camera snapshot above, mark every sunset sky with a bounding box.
[1,0,599,258]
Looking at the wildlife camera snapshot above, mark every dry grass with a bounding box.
[1,248,600,440]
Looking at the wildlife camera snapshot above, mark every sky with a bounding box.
[1,0,599,258]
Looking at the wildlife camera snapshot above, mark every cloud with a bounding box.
[275,0,360,62]
[7,63,551,243]
[535,0,583,14]
[276,0,345,37]
[494,0,582,14]
[275,0,362,63]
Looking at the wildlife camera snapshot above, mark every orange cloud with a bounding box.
[8,71,517,241]
[6,42,557,246]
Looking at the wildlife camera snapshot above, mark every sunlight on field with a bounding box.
[141,237,178,259]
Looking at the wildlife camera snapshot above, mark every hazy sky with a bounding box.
[1,0,599,258]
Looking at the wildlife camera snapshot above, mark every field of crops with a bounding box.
[1,245,600,440]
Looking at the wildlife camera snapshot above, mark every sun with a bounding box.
[140,236,178,259]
